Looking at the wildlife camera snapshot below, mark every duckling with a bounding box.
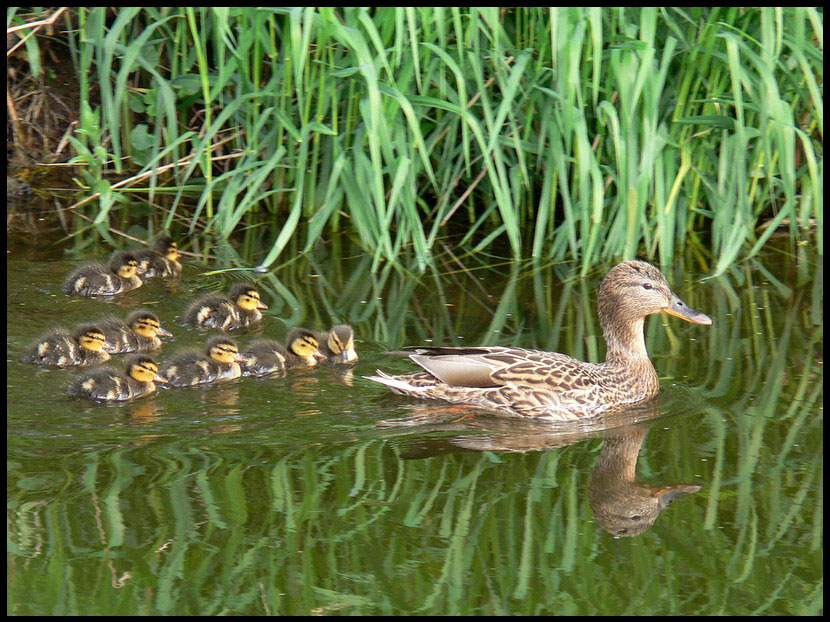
[67,355,166,401]
[21,324,113,367]
[134,236,182,279]
[241,328,326,376]
[99,309,173,353]
[163,336,249,387]
[61,250,143,297]
[183,283,269,331]
[315,324,358,364]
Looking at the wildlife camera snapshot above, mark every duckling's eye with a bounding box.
[642,283,653,290]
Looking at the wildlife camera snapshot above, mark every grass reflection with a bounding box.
[6,248,822,615]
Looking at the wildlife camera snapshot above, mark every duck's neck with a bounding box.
[601,314,651,365]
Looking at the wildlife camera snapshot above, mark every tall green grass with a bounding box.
[9,7,823,274]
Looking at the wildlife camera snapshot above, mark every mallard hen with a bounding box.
[366,260,711,420]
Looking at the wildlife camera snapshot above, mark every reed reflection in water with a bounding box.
[6,245,822,615]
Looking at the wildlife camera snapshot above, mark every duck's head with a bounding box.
[126,355,167,384]
[74,324,113,353]
[598,260,711,327]
[108,251,141,279]
[325,324,358,363]
[206,336,248,364]
[228,283,268,312]
[153,236,180,262]
[126,310,173,339]
[287,328,326,365]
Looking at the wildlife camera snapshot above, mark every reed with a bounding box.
[8,7,822,274]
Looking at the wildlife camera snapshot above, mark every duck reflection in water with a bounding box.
[377,397,702,537]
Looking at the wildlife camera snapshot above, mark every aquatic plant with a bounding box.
[7,7,822,274]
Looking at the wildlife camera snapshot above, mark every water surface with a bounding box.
[7,235,822,615]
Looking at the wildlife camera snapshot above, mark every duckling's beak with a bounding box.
[257,299,269,310]
[154,373,169,385]
[103,341,117,353]
[157,326,173,338]
[662,295,712,326]
[235,352,251,363]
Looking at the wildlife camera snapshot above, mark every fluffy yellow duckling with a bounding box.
[21,324,113,367]
[61,250,143,297]
[134,236,182,279]
[241,328,326,377]
[183,283,268,331]
[67,355,167,401]
[163,336,249,387]
[99,309,173,353]
[315,324,358,364]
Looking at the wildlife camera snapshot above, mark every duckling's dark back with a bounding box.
[241,339,288,376]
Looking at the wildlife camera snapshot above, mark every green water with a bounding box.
[7,236,822,615]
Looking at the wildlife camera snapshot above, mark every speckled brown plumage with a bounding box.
[134,236,182,279]
[366,260,712,421]
[61,251,143,297]
[99,310,172,353]
[183,284,268,331]
[241,328,325,376]
[67,355,166,401]
[163,336,247,387]
[21,324,112,367]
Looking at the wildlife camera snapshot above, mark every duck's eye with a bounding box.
[642,283,653,290]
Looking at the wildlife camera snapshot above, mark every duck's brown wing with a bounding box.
[405,346,584,390]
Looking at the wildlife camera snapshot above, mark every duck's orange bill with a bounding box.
[662,297,712,325]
